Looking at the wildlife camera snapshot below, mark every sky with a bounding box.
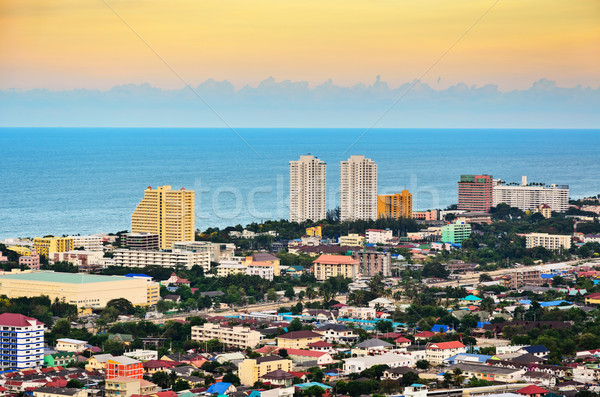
[0,0,599,127]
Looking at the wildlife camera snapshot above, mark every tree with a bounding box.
[266,288,278,302]
[422,262,449,279]
[66,379,84,388]
[375,320,393,334]
[400,371,420,386]
[223,372,240,386]
[52,318,71,337]
[415,359,430,369]
[173,379,190,392]
[151,371,170,389]
[479,273,493,282]
[289,318,302,332]
[278,348,288,358]
[105,298,134,315]
[284,286,296,300]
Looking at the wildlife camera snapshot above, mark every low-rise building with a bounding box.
[365,229,393,244]
[244,253,281,276]
[246,264,275,280]
[450,363,525,383]
[238,356,293,386]
[441,221,472,244]
[276,330,322,349]
[315,324,359,344]
[216,262,247,278]
[191,323,262,349]
[33,237,74,257]
[85,353,114,371]
[106,356,143,379]
[44,351,76,367]
[338,234,365,246]
[69,235,104,251]
[123,349,158,361]
[105,376,158,397]
[113,248,211,272]
[56,338,87,353]
[285,348,334,367]
[50,251,104,267]
[19,250,41,270]
[524,233,572,250]
[312,254,359,281]
[426,341,467,364]
[33,387,87,397]
[344,352,414,374]
[338,306,376,320]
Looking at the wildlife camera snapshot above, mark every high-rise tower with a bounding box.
[340,155,377,221]
[289,155,327,223]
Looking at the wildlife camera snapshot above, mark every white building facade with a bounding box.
[492,176,569,212]
[340,155,377,221]
[289,155,327,223]
[0,313,45,370]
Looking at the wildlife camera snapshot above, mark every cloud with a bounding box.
[0,77,598,128]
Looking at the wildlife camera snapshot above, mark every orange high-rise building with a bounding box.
[377,190,413,219]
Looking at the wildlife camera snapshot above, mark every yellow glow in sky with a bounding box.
[1,0,599,90]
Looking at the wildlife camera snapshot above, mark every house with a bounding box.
[522,371,556,387]
[285,349,334,367]
[351,338,394,356]
[450,363,524,383]
[55,338,88,353]
[108,333,134,345]
[167,272,190,286]
[33,387,87,397]
[516,385,549,397]
[205,382,237,395]
[276,330,322,349]
[517,345,549,358]
[413,331,435,341]
[426,341,467,364]
[294,382,332,396]
[368,297,395,310]
[584,292,600,305]
[343,352,414,374]
[85,353,114,371]
[260,369,295,387]
[238,356,293,386]
[338,306,376,320]
[307,341,335,353]
[215,352,246,364]
[314,324,359,344]
[430,324,454,333]
[44,352,76,367]
[394,337,412,348]
[105,377,158,397]
[142,360,178,374]
[443,353,492,366]
[382,367,417,380]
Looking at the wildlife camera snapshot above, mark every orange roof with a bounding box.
[517,385,549,395]
[428,341,466,350]
[313,254,359,265]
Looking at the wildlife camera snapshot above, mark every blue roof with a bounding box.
[444,353,492,364]
[410,384,425,387]
[476,321,491,328]
[431,324,451,333]
[295,382,332,390]
[206,382,232,395]
[461,294,482,301]
[540,273,554,279]
[522,345,549,353]
[540,300,571,307]
[124,273,152,278]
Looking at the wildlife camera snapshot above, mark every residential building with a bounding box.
[191,323,262,349]
[340,155,377,221]
[123,350,158,361]
[43,352,76,367]
[343,352,414,374]
[338,306,376,320]
[113,248,211,272]
[55,338,87,353]
[503,268,543,289]
[365,229,393,244]
[493,176,569,212]
[121,233,160,251]
[33,387,87,397]
[69,235,104,251]
[524,233,572,250]
[289,155,327,223]
[0,272,152,308]
[244,253,281,276]
[305,226,322,237]
[378,191,413,219]
[173,241,235,263]
[285,349,334,367]
[351,338,395,356]
[426,341,467,364]
[585,293,600,305]
[131,185,195,250]
[216,262,248,278]
[106,356,143,379]
[246,264,275,281]
[352,250,391,277]
[312,254,359,281]
[457,174,494,212]
[450,363,525,383]
[338,234,365,246]
[276,330,323,349]
[50,251,104,267]
[314,324,359,344]
[441,221,472,244]
[33,237,74,257]
[105,376,158,397]
[0,313,45,370]
[535,204,552,218]
[239,356,293,386]
[454,212,492,225]
[412,210,438,221]
[85,353,114,371]
[7,246,32,256]
[19,250,40,270]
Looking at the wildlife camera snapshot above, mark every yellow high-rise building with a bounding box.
[377,190,413,219]
[33,237,74,257]
[131,185,195,250]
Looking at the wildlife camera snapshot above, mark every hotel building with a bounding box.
[131,185,195,250]
[114,248,211,272]
[0,313,45,370]
[191,323,262,349]
[492,176,569,212]
[525,233,572,250]
[33,237,74,258]
[289,155,327,223]
[457,174,494,212]
[312,254,359,281]
[340,155,377,221]
[377,191,413,219]
[69,235,104,251]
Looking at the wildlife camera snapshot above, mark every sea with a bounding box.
[0,128,599,239]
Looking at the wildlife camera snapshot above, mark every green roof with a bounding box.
[0,271,130,284]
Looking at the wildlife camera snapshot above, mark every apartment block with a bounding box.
[106,356,143,379]
[50,251,104,267]
[505,267,542,289]
[105,377,157,397]
[121,233,159,251]
[0,313,45,370]
[113,248,211,272]
[191,323,262,349]
[69,235,104,251]
[33,237,74,258]
[441,221,472,244]
[365,229,393,244]
[339,234,365,246]
[352,250,391,277]
[289,155,327,223]
[239,356,293,386]
[525,233,572,250]
[457,174,494,212]
[378,191,412,219]
[131,185,195,250]
[312,254,359,281]
[493,176,569,212]
[340,155,377,221]
[19,250,40,270]
[412,210,438,221]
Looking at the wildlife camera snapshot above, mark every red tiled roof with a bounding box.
[313,254,359,265]
[0,313,43,327]
[394,337,411,344]
[308,341,333,348]
[414,331,435,338]
[585,292,600,299]
[428,341,466,350]
[285,348,328,358]
[517,385,549,395]
[143,360,177,369]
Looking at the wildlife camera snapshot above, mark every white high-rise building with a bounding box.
[289,155,327,223]
[492,176,569,212]
[340,155,377,221]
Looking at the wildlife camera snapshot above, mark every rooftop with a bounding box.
[0,271,130,284]
[0,313,44,327]
[313,254,359,265]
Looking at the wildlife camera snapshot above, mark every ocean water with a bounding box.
[0,128,599,239]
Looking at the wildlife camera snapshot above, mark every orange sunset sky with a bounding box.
[1,0,599,91]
